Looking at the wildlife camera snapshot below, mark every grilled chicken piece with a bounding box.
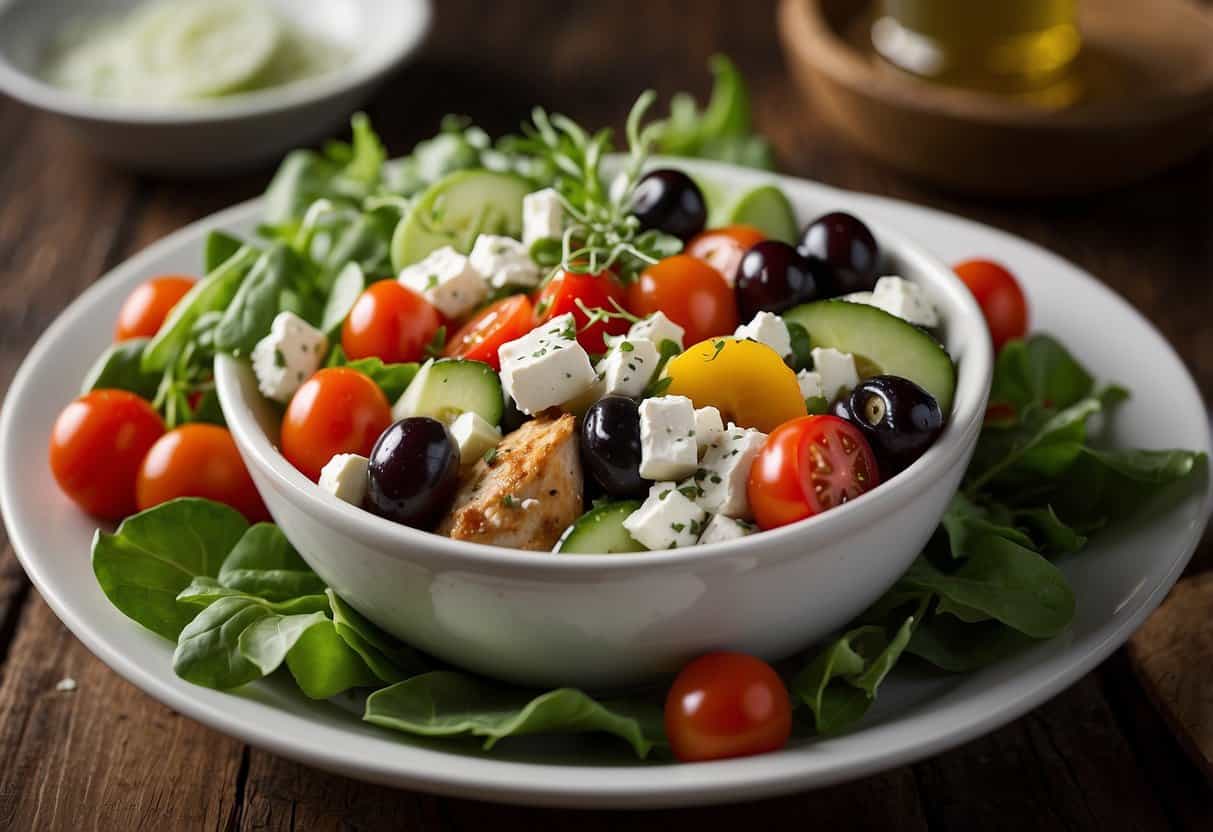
[437,412,583,550]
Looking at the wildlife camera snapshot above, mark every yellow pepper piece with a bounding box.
[664,338,807,432]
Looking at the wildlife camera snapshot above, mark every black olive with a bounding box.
[844,375,943,477]
[630,169,707,241]
[499,396,530,435]
[797,212,880,295]
[579,396,647,498]
[734,240,838,320]
[365,417,459,530]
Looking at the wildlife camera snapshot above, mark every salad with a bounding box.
[47,60,1204,764]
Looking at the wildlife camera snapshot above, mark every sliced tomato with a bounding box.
[748,415,881,530]
[685,225,766,284]
[533,269,629,354]
[444,294,534,370]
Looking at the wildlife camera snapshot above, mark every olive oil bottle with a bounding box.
[872,0,1081,92]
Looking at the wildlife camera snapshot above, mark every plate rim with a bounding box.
[2,173,1209,809]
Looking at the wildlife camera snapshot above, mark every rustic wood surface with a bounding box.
[1,2,1211,829]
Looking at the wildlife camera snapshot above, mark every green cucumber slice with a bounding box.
[390,170,531,271]
[555,501,645,554]
[390,358,504,426]
[783,300,957,413]
[724,185,798,243]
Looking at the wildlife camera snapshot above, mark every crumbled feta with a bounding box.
[623,482,708,550]
[638,395,699,481]
[522,188,563,246]
[449,412,501,466]
[596,338,659,398]
[697,514,756,545]
[318,453,369,506]
[797,369,824,401]
[811,347,859,400]
[693,406,725,452]
[520,497,541,510]
[399,246,487,319]
[734,311,792,358]
[55,677,78,693]
[468,234,540,289]
[841,291,874,306]
[250,311,329,403]
[685,424,767,518]
[870,276,939,327]
[628,311,685,350]
[498,313,596,414]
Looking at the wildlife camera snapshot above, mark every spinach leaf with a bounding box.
[657,55,774,170]
[365,671,662,757]
[92,499,249,639]
[285,619,382,698]
[786,321,813,372]
[906,615,1037,673]
[217,523,327,602]
[940,493,1033,558]
[1013,506,1087,556]
[204,230,245,273]
[142,245,260,372]
[989,335,1094,412]
[176,576,328,614]
[81,338,161,399]
[325,346,418,401]
[213,244,317,357]
[321,262,366,335]
[966,396,1101,491]
[172,596,273,689]
[327,590,428,682]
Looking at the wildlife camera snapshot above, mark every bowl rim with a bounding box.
[217,158,994,574]
[0,0,432,125]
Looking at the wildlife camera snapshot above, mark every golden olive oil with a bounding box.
[872,0,1081,92]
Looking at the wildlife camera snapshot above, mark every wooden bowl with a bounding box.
[778,0,1213,196]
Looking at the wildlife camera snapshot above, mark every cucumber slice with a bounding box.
[783,300,957,413]
[555,501,646,554]
[724,185,798,243]
[320,262,365,335]
[390,170,531,271]
[391,358,504,426]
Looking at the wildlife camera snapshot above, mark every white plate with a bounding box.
[1,175,1209,809]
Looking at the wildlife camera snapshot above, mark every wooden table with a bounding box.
[2,2,1211,828]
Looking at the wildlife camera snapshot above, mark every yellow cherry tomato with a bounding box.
[664,338,807,432]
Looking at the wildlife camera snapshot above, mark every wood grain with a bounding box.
[0,1,1211,829]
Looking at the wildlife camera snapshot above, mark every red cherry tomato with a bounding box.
[136,424,268,522]
[953,259,1028,352]
[533,269,630,354]
[342,280,442,363]
[49,390,165,519]
[685,224,766,284]
[115,276,196,342]
[628,254,738,346]
[748,415,881,530]
[665,651,792,763]
[444,294,534,370]
[280,368,392,481]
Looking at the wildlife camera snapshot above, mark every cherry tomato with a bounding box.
[281,368,392,481]
[628,255,738,346]
[685,224,766,285]
[748,415,881,530]
[953,259,1028,352]
[444,294,534,370]
[342,280,442,364]
[665,652,792,763]
[115,276,195,342]
[533,269,629,354]
[49,390,165,519]
[136,424,268,521]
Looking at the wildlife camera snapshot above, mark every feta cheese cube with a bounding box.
[693,406,725,452]
[596,338,660,398]
[250,311,329,403]
[628,311,685,351]
[623,482,709,550]
[870,276,939,328]
[811,347,859,399]
[318,453,369,506]
[734,311,792,358]
[449,411,501,466]
[698,514,756,545]
[638,395,699,481]
[399,246,487,319]
[468,234,540,289]
[841,291,874,306]
[687,425,767,518]
[797,369,824,401]
[498,313,596,415]
[522,188,564,246]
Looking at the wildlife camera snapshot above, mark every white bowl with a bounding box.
[215,164,993,689]
[0,0,431,173]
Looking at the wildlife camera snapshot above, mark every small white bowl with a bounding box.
[216,164,993,689]
[0,0,431,173]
